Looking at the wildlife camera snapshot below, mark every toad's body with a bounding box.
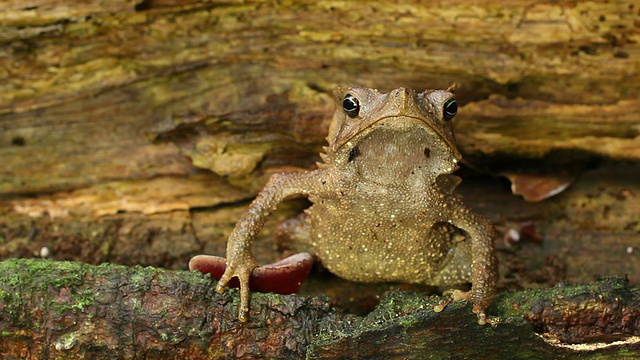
[291,125,471,285]
[211,86,498,323]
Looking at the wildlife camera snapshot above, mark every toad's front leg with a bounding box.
[449,206,498,325]
[214,170,328,322]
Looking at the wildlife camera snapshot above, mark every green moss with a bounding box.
[70,290,95,312]
[490,276,639,322]
[312,291,451,347]
[129,271,150,290]
[0,260,95,320]
[54,331,78,351]
[3,273,21,288]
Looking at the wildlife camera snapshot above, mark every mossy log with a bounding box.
[1,259,639,359]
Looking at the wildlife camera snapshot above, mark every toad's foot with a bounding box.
[433,289,488,325]
[213,254,259,322]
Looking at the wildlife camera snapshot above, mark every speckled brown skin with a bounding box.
[216,86,498,324]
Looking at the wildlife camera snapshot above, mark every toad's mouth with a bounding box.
[343,117,460,183]
[338,115,459,159]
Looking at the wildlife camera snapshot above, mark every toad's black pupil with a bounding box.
[343,94,360,118]
[443,98,457,121]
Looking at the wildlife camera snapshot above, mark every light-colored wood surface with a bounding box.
[0,3,639,352]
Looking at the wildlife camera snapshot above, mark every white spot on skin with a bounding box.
[627,246,634,254]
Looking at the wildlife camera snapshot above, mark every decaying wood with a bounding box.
[1,259,639,359]
[1,0,639,195]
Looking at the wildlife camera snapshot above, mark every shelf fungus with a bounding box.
[189,252,314,295]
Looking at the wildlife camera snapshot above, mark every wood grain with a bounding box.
[0,2,639,355]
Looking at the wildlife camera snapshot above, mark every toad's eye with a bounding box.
[343,94,360,118]
[443,98,457,121]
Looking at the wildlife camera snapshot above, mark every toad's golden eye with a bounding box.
[443,98,458,121]
[343,94,360,118]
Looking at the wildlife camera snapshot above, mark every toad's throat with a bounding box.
[349,124,450,184]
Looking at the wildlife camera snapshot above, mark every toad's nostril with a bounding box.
[424,148,431,158]
[348,146,361,162]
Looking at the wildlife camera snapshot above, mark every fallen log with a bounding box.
[1,259,639,359]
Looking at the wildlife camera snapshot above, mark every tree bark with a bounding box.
[1,0,638,195]
[1,259,639,359]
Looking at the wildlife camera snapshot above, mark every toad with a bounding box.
[192,85,498,324]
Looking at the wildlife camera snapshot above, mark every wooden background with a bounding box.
[1,0,639,310]
[1,0,640,357]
